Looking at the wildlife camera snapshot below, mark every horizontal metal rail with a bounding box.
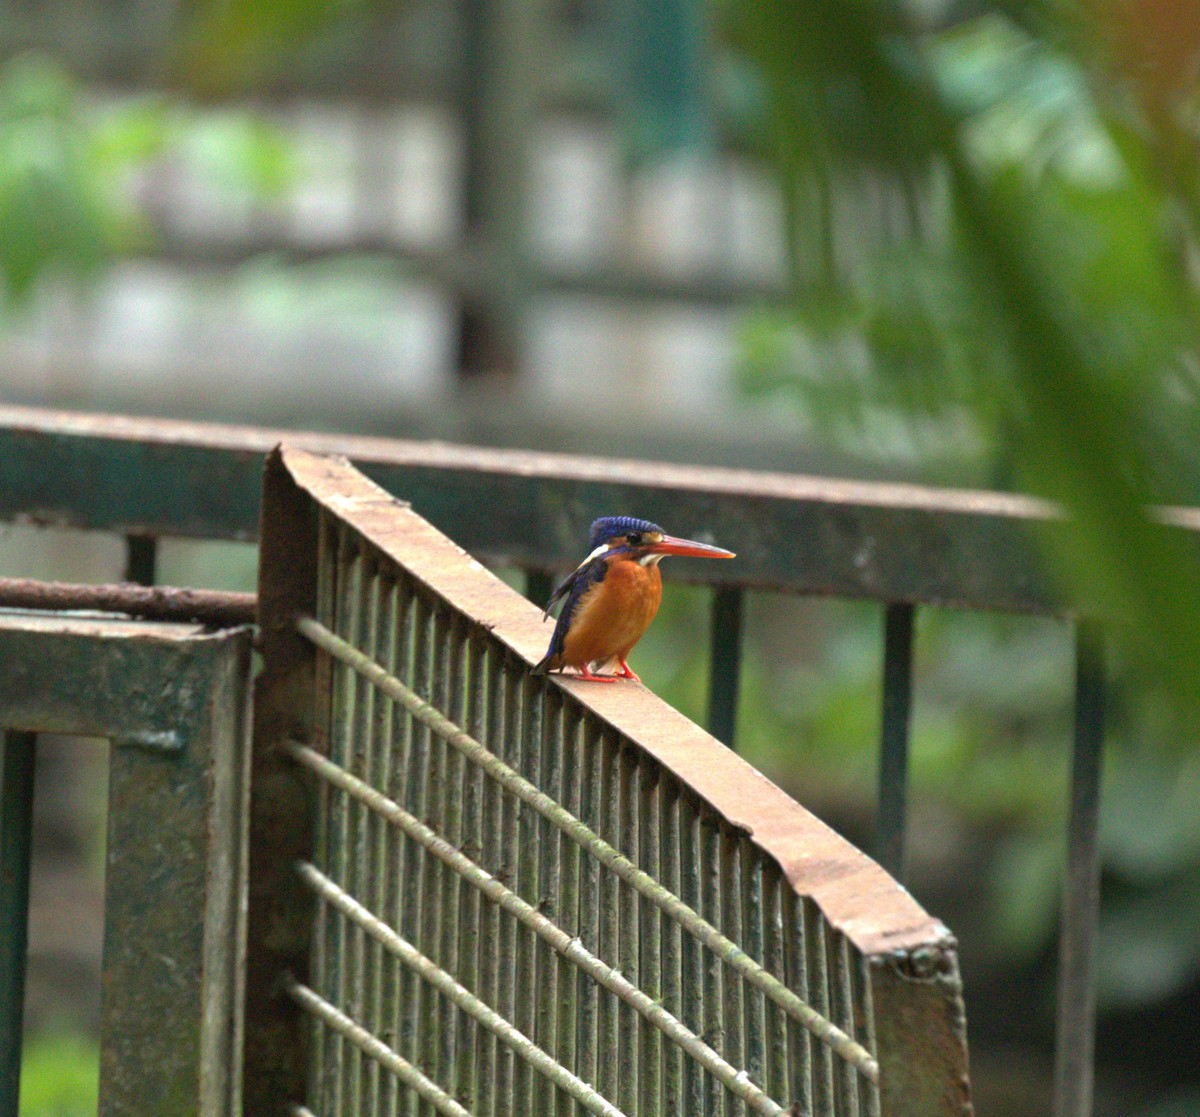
[0,404,1081,612]
[287,740,787,1115]
[285,977,471,1117]
[0,576,256,627]
[295,612,879,1081]
[296,861,630,1117]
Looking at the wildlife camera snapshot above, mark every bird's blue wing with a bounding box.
[542,570,576,621]
[534,555,609,671]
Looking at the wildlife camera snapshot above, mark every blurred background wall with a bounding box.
[3,2,1200,1116]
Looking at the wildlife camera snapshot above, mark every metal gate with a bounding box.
[0,611,252,1117]
[245,447,972,1117]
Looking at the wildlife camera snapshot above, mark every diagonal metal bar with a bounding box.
[295,614,879,1082]
[285,977,472,1117]
[296,860,630,1117]
[288,741,786,1116]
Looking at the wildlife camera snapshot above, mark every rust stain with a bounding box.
[0,576,256,627]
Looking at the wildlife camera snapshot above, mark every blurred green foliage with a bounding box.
[721,1,1200,723]
[19,1031,98,1117]
[0,52,295,312]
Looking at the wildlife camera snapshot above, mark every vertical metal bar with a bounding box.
[742,850,766,1105]
[576,725,604,1095]
[707,586,744,749]
[855,954,881,1117]
[877,603,915,881]
[831,934,860,1117]
[1054,620,1105,1117]
[662,785,684,1115]
[456,0,539,377]
[784,891,812,1117]
[701,820,724,1117]
[474,648,505,1117]
[456,634,487,1114]
[761,871,788,1106]
[124,535,157,585]
[350,551,375,1116]
[639,765,662,1117]
[806,905,834,1117]
[435,615,468,1107]
[681,806,704,1115]
[617,752,641,1117]
[596,731,620,1105]
[555,708,583,1117]
[334,528,363,1117]
[309,511,337,1113]
[535,691,564,1114]
[417,606,453,1117]
[399,593,434,1116]
[0,731,36,1117]
[512,676,541,1114]
[721,832,744,1117]
[492,663,520,1117]
[525,569,555,610]
[361,560,385,1116]
[379,575,405,1117]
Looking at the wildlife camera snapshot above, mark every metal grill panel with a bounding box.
[250,446,971,1117]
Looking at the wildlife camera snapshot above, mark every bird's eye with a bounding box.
[626,532,643,546]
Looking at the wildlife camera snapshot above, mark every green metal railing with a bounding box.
[0,611,252,1117]
[242,446,969,1116]
[0,403,1171,1115]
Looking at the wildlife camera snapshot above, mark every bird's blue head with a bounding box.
[588,516,664,549]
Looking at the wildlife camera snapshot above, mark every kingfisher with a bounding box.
[533,516,735,682]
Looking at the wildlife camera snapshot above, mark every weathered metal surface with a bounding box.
[870,945,974,1117]
[1054,622,1106,1117]
[0,612,234,748]
[0,576,256,626]
[0,731,36,1117]
[257,446,971,1114]
[0,403,1066,612]
[0,614,252,1117]
[241,450,322,1116]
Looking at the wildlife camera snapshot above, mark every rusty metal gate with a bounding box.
[0,612,252,1117]
[244,447,972,1117]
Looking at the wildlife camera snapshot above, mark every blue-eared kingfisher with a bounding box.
[533,516,736,683]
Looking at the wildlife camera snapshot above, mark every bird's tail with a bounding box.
[531,653,556,676]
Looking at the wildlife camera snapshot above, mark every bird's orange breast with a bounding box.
[559,560,662,668]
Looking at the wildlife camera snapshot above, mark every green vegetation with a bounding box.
[19,1032,99,1117]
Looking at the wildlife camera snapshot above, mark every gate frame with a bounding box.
[245,445,973,1116]
[0,612,252,1117]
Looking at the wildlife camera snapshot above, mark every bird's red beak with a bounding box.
[646,535,736,559]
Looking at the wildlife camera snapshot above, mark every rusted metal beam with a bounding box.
[0,403,1074,613]
[0,614,253,1116]
[242,450,322,1116]
[0,576,256,626]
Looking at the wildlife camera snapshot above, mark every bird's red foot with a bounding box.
[615,657,641,682]
[572,665,618,683]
